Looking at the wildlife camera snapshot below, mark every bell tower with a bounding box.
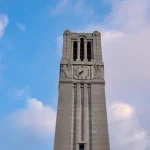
[54,30,110,150]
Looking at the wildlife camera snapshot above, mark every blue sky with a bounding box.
[0,0,150,150]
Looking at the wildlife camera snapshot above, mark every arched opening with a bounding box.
[80,38,84,61]
[87,42,91,61]
[73,41,77,61]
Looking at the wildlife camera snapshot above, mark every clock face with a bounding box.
[73,66,90,80]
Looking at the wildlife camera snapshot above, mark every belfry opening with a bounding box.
[72,37,92,61]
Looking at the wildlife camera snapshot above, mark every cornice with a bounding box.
[60,60,104,66]
[59,80,105,85]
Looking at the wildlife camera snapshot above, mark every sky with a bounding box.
[0,0,150,150]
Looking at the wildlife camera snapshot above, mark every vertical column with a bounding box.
[84,41,87,61]
[91,42,94,60]
[88,84,92,150]
[81,84,84,141]
[67,34,71,59]
[76,84,81,145]
[62,30,72,60]
[71,41,73,60]
[93,31,102,61]
[62,32,67,60]
[84,84,89,150]
[93,34,97,61]
[96,34,102,61]
[73,84,77,150]
[77,40,80,61]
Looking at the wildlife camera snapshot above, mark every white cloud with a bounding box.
[105,0,150,32]
[102,30,125,43]
[0,14,8,38]
[108,102,150,150]
[109,102,134,121]
[16,23,26,32]
[10,98,56,137]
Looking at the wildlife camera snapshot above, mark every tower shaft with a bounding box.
[54,30,110,150]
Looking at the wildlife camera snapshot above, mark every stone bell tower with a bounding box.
[54,30,110,150]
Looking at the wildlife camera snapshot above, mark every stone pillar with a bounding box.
[84,84,89,150]
[77,40,80,61]
[62,32,67,60]
[93,31,102,61]
[67,34,71,60]
[84,41,87,61]
[77,84,81,143]
[71,41,73,60]
[93,33,97,61]
[62,30,72,60]
[81,84,84,141]
[91,42,94,60]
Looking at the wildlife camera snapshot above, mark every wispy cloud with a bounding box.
[16,23,26,32]
[50,0,69,16]
[0,14,8,38]
[50,0,95,19]
[12,88,29,100]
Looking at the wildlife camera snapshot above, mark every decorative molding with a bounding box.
[60,63,105,82]
[59,80,105,84]
[77,34,88,41]
[60,63,72,79]
[60,60,104,66]
[93,65,104,80]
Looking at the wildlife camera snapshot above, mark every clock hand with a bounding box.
[78,70,83,76]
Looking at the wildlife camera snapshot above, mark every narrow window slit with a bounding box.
[87,42,91,61]
[73,41,77,61]
[80,38,84,61]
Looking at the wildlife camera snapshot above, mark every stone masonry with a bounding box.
[53,30,110,150]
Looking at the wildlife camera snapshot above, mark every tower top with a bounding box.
[63,30,101,35]
[62,30,103,62]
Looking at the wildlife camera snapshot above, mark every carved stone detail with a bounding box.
[60,63,72,79]
[93,31,100,36]
[93,65,104,80]
[64,30,71,35]
[73,66,90,80]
